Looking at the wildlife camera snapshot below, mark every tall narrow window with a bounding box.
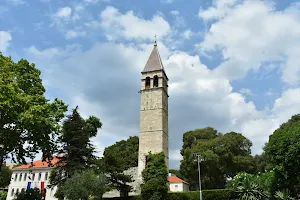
[32,173,35,181]
[11,189,14,196]
[14,173,18,181]
[19,173,22,181]
[145,77,150,88]
[45,172,48,180]
[24,173,27,181]
[153,75,159,87]
[38,173,42,181]
[16,188,19,195]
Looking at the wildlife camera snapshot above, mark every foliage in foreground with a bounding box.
[0,164,12,188]
[141,152,168,200]
[62,170,107,200]
[0,191,7,199]
[264,114,300,196]
[0,52,67,169]
[13,188,42,200]
[102,189,235,200]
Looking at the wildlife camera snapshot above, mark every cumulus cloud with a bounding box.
[0,31,12,53]
[182,30,192,39]
[239,88,254,96]
[6,0,25,5]
[100,6,170,41]
[51,7,72,26]
[65,30,86,39]
[198,0,300,85]
[161,0,175,4]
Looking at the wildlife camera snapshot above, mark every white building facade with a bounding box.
[168,173,190,192]
[7,159,59,200]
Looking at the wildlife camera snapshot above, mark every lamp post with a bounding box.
[193,153,204,200]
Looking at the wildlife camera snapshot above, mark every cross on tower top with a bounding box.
[154,34,157,46]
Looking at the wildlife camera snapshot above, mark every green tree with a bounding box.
[228,171,276,198]
[141,152,168,200]
[0,53,67,170]
[142,152,168,183]
[14,188,42,200]
[99,136,139,196]
[49,106,102,194]
[61,170,107,200]
[0,164,12,188]
[264,114,300,196]
[252,153,272,173]
[180,128,254,190]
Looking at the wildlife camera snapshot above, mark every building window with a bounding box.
[45,172,48,180]
[32,173,35,181]
[16,188,19,195]
[38,172,42,181]
[145,77,150,88]
[24,173,27,181]
[175,185,178,188]
[14,173,18,181]
[21,188,25,193]
[19,173,22,181]
[11,188,14,196]
[153,75,159,87]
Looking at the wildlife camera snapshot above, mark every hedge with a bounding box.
[103,189,235,200]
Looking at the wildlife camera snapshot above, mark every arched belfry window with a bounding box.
[153,75,159,87]
[145,77,150,89]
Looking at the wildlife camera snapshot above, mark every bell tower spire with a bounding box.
[137,42,169,178]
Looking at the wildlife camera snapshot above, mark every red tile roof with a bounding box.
[15,157,60,169]
[169,176,189,184]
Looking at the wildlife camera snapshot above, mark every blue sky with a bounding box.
[1,0,300,169]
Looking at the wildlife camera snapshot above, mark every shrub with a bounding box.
[13,188,42,200]
[141,178,168,200]
[103,189,235,200]
[0,191,8,199]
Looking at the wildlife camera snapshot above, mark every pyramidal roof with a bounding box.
[142,42,165,73]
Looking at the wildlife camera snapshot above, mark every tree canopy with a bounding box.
[0,164,12,188]
[50,106,102,191]
[264,114,300,195]
[61,170,107,200]
[0,53,67,168]
[99,136,139,196]
[180,127,254,190]
[141,152,168,200]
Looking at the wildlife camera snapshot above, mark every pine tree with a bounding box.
[49,106,102,192]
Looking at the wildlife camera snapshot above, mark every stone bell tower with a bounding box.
[137,42,169,178]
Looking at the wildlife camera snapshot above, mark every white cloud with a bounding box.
[6,0,25,5]
[56,7,72,18]
[239,88,254,96]
[51,7,72,26]
[170,10,179,16]
[161,0,175,4]
[183,29,192,39]
[65,30,86,39]
[0,31,12,53]
[198,0,300,85]
[84,0,99,3]
[100,6,170,41]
